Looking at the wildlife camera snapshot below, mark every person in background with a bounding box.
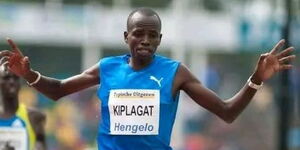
[0,64,46,150]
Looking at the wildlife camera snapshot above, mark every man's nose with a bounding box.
[141,35,150,46]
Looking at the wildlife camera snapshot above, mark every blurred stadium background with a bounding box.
[0,0,299,150]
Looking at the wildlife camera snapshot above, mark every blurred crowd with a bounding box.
[19,86,99,150]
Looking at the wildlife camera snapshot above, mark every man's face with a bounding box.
[124,13,162,59]
[0,67,20,99]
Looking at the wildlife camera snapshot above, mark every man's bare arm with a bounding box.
[176,64,258,123]
[23,64,99,100]
[174,40,295,123]
[0,38,100,101]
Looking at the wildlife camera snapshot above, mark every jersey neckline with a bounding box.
[123,54,157,72]
[0,115,17,122]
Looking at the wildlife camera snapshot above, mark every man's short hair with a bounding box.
[127,7,161,31]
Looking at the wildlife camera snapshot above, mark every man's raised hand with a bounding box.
[0,38,31,76]
[252,39,296,82]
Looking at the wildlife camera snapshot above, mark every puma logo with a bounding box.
[150,76,163,87]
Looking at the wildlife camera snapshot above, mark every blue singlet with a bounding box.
[97,54,180,150]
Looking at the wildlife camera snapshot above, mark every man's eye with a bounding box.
[133,32,143,37]
[150,34,158,38]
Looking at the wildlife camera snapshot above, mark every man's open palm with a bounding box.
[254,40,295,81]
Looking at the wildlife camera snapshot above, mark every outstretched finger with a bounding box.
[0,56,9,65]
[258,53,269,65]
[6,38,23,56]
[0,50,14,58]
[279,55,296,64]
[279,64,293,71]
[277,47,294,59]
[0,61,9,71]
[270,39,285,54]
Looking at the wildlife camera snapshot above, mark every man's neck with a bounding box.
[129,56,153,70]
[0,97,18,119]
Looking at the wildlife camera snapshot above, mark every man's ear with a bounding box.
[124,31,128,44]
[158,34,162,45]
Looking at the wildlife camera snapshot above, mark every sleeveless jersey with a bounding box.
[17,104,37,150]
[0,114,28,150]
[97,54,180,150]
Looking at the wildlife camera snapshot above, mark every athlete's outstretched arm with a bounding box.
[175,40,295,123]
[0,38,100,100]
[24,64,99,100]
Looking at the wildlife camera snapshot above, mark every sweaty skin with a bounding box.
[0,8,296,124]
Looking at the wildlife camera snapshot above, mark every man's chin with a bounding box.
[6,91,18,98]
[138,55,154,62]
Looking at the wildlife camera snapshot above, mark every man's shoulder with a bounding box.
[102,54,127,60]
[27,108,46,123]
[155,55,180,67]
[100,54,127,64]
